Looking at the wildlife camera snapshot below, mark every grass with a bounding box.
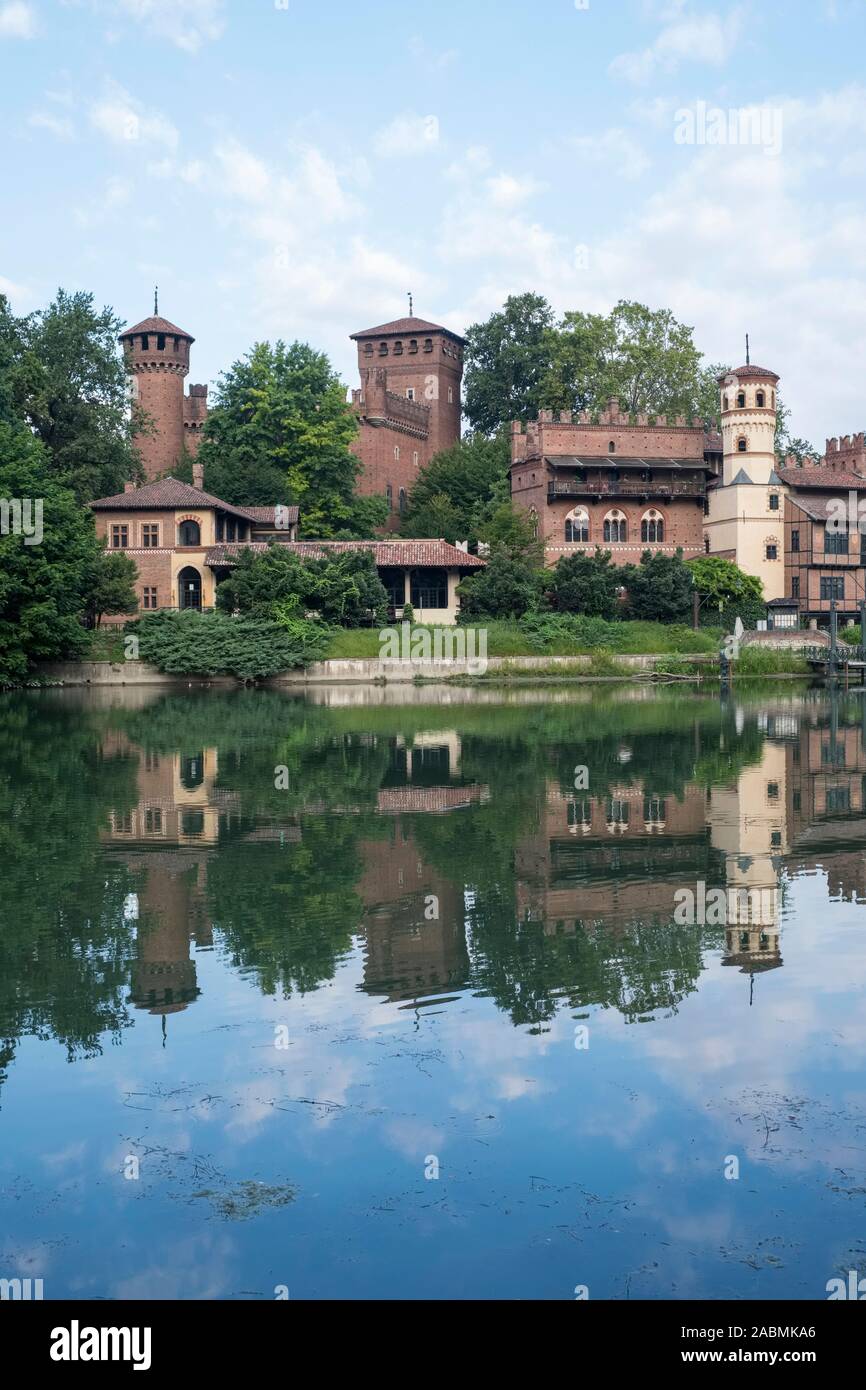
[80,628,128,662]
[325,619,725,661]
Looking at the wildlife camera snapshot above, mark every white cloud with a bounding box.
[374,112,440,158]
[28,111,75,140]
[570,128,652,180]
[89,81,178,150]
[0,2,36,38]
[610,5,743,84]
[485,173,544,208]
[115,0,225,53]
[74,175,133,228]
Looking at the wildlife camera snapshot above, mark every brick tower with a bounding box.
[119,293,208,480]
[350,312,464,527]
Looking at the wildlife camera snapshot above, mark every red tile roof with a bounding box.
[90,476,257,522]
[205,539,485,568]
[350,315,463,342]
[786,468,866,489]
[245,505,300,525]
[120,315,194,341]
[718,364,779,382]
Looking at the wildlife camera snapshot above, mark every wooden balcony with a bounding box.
[547,478,706,501]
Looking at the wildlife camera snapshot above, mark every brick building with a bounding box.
[783,467,866,626]
[349,315,464,529]
[119,298,209,481]
[510,399,721,566]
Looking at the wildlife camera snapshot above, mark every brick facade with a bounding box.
[511,402,720,566]
[349,316,463,530]
[119,310,208,481]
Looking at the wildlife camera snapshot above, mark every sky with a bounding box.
[2,0,866,447]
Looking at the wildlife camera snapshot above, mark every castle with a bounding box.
[120,296,209,479]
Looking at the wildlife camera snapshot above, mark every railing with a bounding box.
[547,479,705,499]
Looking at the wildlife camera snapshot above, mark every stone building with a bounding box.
[119,298,208,481]
[510,399,721,567]
[350,315,464,529]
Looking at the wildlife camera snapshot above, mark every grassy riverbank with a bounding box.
[326,619,727,660]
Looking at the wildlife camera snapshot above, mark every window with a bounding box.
[820,576,844,600]
[142,586,158,610]
[643,796,666,823]
[145,808,162,834]
[704,535,711,554]
[386,483,393,511]
[606,798,629,827]
[791,528,799,553]
[766,544,778,560]
[157,334,166,351]
[423,338,433,352]
[398,488,406,516]
[409,339,418,354]
[737,437,748,452]
[142,523,159,547]
[413,451,419,466]
[406,387,415,400]
[363,343,373,356]
[737,391,746,408]
[111,524,128,549]
[394,446,400,462]
[410,567,448,610]
[379,341,388,355]
[767,782,779,801]
[394,341,403,355]
[448,386,453,403]
[608,441,616,453]
[826,785,851,813]
[757,391,765,407]
[565,508,589,543]
[723,395,729,410]
[603,510,627,543]
[141,335,149,350]
[792,576,800,598]
[769,493,779,510]
[178,519,201,546]
[825,527,849,555]
[641,510,664,543]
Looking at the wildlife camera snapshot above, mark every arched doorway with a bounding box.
[178,566,202,611]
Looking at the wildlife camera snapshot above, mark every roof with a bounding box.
[542,455,706,471]
[718,364,779,383]
[350,315,464,343]
[205,539,486,569]
[120,315,194,341]
[786,467,866,489]
[768,597,800,607]
[729,467,754,485]
[245,505,300,525]
[786,494,837,523]
[90,477,257,522]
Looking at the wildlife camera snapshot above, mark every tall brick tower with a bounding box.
[350,312,464,527]
[119,293,208,480]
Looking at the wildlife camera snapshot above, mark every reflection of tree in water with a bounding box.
[0,695,139,1094]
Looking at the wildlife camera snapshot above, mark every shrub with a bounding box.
[545,550,621,619]
[134,611,330,680]
[216,545,389,627]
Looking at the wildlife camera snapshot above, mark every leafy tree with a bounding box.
[215,544,389,627]
[13,289,142,503]
[477,500,545,567]
[400,432,511,542]
[463,293,556,435]
[545,550,621,620]
[82,548,139,629]
[0,424,112,681]
[134,610,330,680]
[621,550,694,623]
[457,551,544,620]
[196,340,384,536]
[688,554,765,629]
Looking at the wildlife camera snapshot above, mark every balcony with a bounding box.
[547,478,706,501]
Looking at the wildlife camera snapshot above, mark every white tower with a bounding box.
[705,344,785,600]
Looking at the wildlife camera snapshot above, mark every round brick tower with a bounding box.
[120,298,194,480]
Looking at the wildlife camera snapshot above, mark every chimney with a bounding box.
[124,480,136,493]
[192,462,204,489]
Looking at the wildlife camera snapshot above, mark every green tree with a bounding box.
[688,554,765,628]
[400,432,511,542]
[546,550,621,619]
[477,500,545,567]
[15,290,143,503]
[216,544,389,627]
[463,293,556,435]
[621,550,693,623]
[197,340,385,536]
[457,551,544,620]
[0,424,110,681]
[82,548,139,629]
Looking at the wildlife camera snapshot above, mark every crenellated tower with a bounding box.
[120,294,207,480]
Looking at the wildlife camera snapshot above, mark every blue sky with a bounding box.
[3,0,866,445]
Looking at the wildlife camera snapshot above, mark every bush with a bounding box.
[134,611,331,680]
[457,552,544,619]
[545,550,621,619]
[621,550,693,623]
[216,544,389,627]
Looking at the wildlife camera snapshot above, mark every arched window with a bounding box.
[737,391,746,408]
[608,441,616,453]
[565,507,590,543]
[603,509,627,544]
[178,519,200,547]
[704,534,711,554]
[723,395,729,410]
[529,507,539,539]
[394,445,400,461]
[737,437,748,452]
[386,483,393,511]
[756,391,765,407]
[641,509,664,543]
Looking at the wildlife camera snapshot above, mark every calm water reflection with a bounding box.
[1,683,865,1299]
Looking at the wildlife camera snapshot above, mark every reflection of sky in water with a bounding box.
[1,686,865,1300]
